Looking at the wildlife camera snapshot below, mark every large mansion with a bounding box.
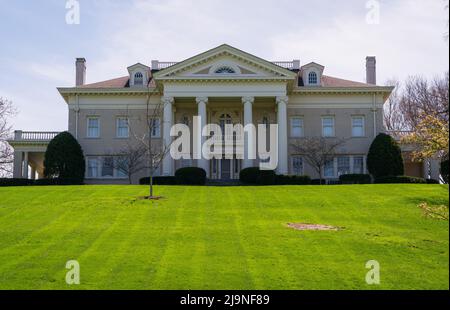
[7,44,440,183]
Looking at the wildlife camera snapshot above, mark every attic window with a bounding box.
[134,72,144,85]
[215,66,236,74]
[308,71,318,85]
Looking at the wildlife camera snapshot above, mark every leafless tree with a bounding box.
[383,79,405,131]
[127,89,173,198]
[384,72,449,131]
[291,137,346,184]
[104,142,147,184]
[0,97,17,177]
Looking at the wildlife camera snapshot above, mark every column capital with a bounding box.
[195,97,208,105]
[161,96,174,105]
[276,96,289,105]
[241,96,255,105]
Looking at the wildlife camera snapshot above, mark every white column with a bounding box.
[162,96,174,176]
[23,151,29,179]
[196,97,209,177]
[276,96,289,175]
[242,96,254,169]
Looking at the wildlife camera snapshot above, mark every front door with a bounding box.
[221,159,232,180]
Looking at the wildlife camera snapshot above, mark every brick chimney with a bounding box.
[366,56,376,85]
[75,58,86,86]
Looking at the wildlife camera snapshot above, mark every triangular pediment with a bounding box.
[153,44,297,81]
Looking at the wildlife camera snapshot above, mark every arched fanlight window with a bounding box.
[134,72,144,85]
[215,66,236,74]
[308,71,318,85]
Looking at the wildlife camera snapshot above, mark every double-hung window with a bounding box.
[352,116,365,137]
[353,156,364,174]
[322,117,335,137]
[292,156,304,175]
[87,117,100,138]
[116,117,129,138]
[87,158,99,178]
[151,118,161,138]
[324,159,334,177]
[337,156,351,176]
[290,117,304,137]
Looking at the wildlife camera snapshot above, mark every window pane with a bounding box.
[151,119,160,137]
[337,156,350,176]
[88,118,99,137]
[352,117,364,137]
[117,118,129,138]
[115,157,128,177]
[102,157,114,177]
[322,117,334,137]
[353,156,364,174]
[292,156,303,175]
[87,159,98,178]
[324,159,334,177]
[291,118,303,137]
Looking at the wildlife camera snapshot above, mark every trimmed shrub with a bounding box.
[255,170,277,185]
[44,131,85,183]
[139,176,177,185]
[374,175,427,184]
[0,178,34,187]
[426,178,440,184]
[276,175,311,185]
[239,167,260,184]
[440,159,449,184]
[339,174,372,184]
[34,178,84,186]
[311,179,326,185]
[175,167,207,185]
[367,133,404,178]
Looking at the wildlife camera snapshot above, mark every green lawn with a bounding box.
[0,184,448,290]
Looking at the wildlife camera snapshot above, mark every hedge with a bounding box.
[175,167,207,185]
[276,175,311,185]
[239,167,260,184]
[311,179,327,185]
[34,178,84,186]
[0,178,34,187]
[374,175,427,184]
[0,178,82,187]
[139,176,177,185]
[339,174,372,184]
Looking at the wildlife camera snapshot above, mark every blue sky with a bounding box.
[0,0,448,131]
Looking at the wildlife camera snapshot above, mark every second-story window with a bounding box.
[290,117,304,137]
[87,117,100,138]
[322,116,335,137]
[134,72,144,86]
[352,116,365,137]
[308,71,318,84]
[116,117,129,138]
[151,118,161,138]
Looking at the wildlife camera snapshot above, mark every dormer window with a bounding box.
[134,72,144,85]
[215,66,236,74]
[308,71,318,85]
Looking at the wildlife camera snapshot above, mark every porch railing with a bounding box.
[12,130,60,141]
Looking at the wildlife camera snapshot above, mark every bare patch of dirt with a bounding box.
[287,223,341,231]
